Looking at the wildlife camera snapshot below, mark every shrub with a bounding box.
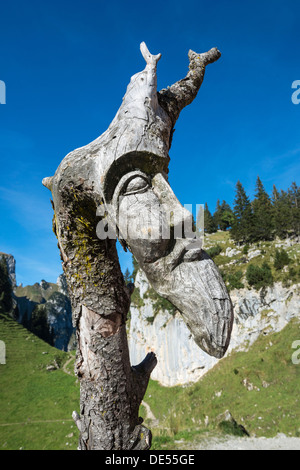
[242,244,249,255]
[206,245,222,258]
[282,266,300,287]
[274,249,290,271]
[218,420,249,437]
[144,287,176,316]
[227,271,244,291]
[287,266,299,281]
[130,287,144,308]
[219,270,227,283]
[246,262,273,290]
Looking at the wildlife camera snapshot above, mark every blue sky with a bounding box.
[0,0,299,286]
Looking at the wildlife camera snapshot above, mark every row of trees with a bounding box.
[204,178,300,244]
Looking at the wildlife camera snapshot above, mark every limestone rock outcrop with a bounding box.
[1,256,75,351]
[128,270,300,386]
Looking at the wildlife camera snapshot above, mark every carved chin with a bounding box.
[182,300,233,359]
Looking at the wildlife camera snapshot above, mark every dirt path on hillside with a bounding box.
[59,361,300,450]
[191,433,300,450]
[142,400,159,426]
[62,356,74,376]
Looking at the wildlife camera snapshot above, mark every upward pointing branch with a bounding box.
[158,47,221,130]
[140,42,161,67]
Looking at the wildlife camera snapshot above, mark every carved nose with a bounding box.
[151,173,196,242]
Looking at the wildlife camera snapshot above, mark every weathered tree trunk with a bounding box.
[43,42,229,450]
[50,185,156,449]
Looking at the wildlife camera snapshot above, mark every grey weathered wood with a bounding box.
[43,42,232,450]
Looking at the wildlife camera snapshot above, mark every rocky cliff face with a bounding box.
[128,270,300,387]
[0,253,16,288]
[128,270,217,386]
[229,282,300,351]
[38,275,74,351]
[5,257,75,351]
[0,252,18,318]
[0,253,74,351]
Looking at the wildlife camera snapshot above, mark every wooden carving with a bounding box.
[43,42,233,450]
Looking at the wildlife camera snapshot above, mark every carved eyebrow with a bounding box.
[112,170,151,208]
[123,175,150,195]
[102,151,168,202]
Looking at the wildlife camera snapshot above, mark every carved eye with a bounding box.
[123,176,149,195]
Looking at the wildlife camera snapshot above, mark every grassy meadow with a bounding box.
[0,312,79,450]
[1,307,300,450]
[147,318,300,449]
[1,232,299,449]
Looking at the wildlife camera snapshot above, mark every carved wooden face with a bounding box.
[45,42,231,359]
[103,154,233,359]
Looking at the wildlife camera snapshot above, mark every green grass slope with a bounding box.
[1,305,300,450]
[0,312,79,450]
[204,231,300,290]
[144,318,300,449]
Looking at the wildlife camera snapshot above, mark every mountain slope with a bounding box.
[1,310,300,449]
[143,317,300,449]
[0,312,79,450]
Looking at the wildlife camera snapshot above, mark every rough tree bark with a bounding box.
[43,42,230,450]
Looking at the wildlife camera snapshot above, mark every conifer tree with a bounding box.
[123,267,133,284]
[213,200,234,231]
[288,182,300,239]
[213,199,222,230]
[252,176,274,241]
[272,185,291,239]
[219,200,234,231]
[204,202,217,233]
[230,181,254,244]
